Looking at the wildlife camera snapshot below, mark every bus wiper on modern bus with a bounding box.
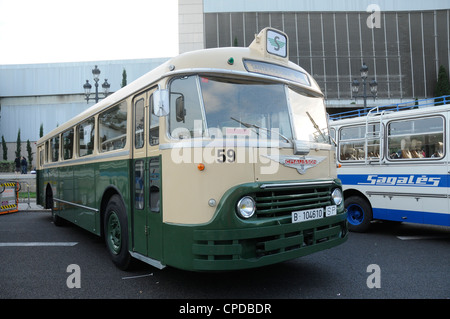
[230,117,291,143]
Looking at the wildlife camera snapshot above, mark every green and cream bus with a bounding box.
[36,28,347,271]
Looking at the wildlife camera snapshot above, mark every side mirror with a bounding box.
[153,89,169,117]
[176,95,186,123]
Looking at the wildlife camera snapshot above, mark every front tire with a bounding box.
[345,195,372,232]
[104,195,131,270]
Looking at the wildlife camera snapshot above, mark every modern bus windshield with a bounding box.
[168,75,331,145]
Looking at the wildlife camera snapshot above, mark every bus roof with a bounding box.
[38,28,321,145]
[329,95,450,122]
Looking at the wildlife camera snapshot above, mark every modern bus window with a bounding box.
[78,117,95,157]
[62,128,74,160]
[135,98,145,148]
[50,135,60,162]
[387,116,444,160]
[99,101,127,152]
[169,76,205,139]
[149,95,159,146]
[339,124,380,161]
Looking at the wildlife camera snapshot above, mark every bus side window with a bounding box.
[135,160,145,210]
[169,76,205,139]
[387,117,444,160]
[149,94,159,145]
[135,98,145,149]
[78,117,95,157]
[339,124,380,161]
[99,101,127,152]
[62,128,74,160]
[51,135,60,162]
[149,157,160,213]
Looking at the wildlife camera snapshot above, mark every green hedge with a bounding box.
[0,161,13,172]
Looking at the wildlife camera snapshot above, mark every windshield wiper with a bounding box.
[230,117,291,143]
[306,112,327,142]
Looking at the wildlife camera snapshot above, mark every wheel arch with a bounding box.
[343,188,372,209]
[100,186,126,238]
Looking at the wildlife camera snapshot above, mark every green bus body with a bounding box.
[37,158,347,271]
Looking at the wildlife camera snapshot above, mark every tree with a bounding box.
[15,129,21,159]
[40,123,44,138]
[1,135,7,161]
[121,68,127,88]
[435,65,450,105]
[26,140,33,170]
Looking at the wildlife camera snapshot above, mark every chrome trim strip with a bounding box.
[129,251,166,270]
[42,150,130,169]
[53,198,99,212]
[366,191,448,199]
[260,180,335,189]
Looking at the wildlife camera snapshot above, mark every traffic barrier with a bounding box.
[0,181,19,215]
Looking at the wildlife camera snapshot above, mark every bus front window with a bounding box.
[288,89,331,145]
[199,77,293,142]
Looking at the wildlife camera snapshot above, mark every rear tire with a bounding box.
[345,195,372,232]
[104,195,131,270]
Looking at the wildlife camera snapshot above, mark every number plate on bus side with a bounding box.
[292,205,337,223]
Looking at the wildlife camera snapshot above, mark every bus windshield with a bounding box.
[168,75,330,145]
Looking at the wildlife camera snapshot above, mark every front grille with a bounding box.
[255,185,333,218]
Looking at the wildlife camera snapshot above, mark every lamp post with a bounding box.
[83,65,111,104]
[351,62,378,109]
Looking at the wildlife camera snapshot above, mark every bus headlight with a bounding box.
[236,196,256,219]
[331,188,343,206]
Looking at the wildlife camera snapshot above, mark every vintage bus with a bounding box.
[36,28,347,271]
[330,96,450,232]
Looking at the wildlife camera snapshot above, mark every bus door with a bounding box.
[132,89,163,263]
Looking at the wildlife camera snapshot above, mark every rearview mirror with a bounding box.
[176,95,186,123]
[153,89,169,117]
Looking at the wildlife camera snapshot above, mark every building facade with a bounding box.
[180,0,450,107]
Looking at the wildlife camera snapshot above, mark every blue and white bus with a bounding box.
[330,96,450,232]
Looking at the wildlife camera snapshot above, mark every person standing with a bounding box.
[21,156,27,174]
[14,156,21,175]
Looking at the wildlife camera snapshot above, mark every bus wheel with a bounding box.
[104,195,131,270]
[345,196,372,233]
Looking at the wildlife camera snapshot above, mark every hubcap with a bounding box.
[347,204,364,226]
[107,212,121,254]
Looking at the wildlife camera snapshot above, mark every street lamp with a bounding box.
[83,65,111,104]
[351,62,378,109]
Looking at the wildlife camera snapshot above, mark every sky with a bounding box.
[0,0,179,65]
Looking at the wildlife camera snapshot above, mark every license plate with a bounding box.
[292,205,337,223]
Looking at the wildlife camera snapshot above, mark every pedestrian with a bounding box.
[14,156,21,175]
[21,156,27,174]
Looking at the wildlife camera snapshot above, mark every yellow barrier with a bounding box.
[0,181,19,215]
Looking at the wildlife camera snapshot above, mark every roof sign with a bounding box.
[266,29,287,58]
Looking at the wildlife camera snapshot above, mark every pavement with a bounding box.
[1,172,48,212]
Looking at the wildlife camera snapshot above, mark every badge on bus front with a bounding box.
[264,155,326,174]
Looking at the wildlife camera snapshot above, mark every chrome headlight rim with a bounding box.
[236,196,256,219]
[331,188,343,206]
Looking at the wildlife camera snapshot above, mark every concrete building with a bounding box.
[0,58,169,167]
[1,0,449,167]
